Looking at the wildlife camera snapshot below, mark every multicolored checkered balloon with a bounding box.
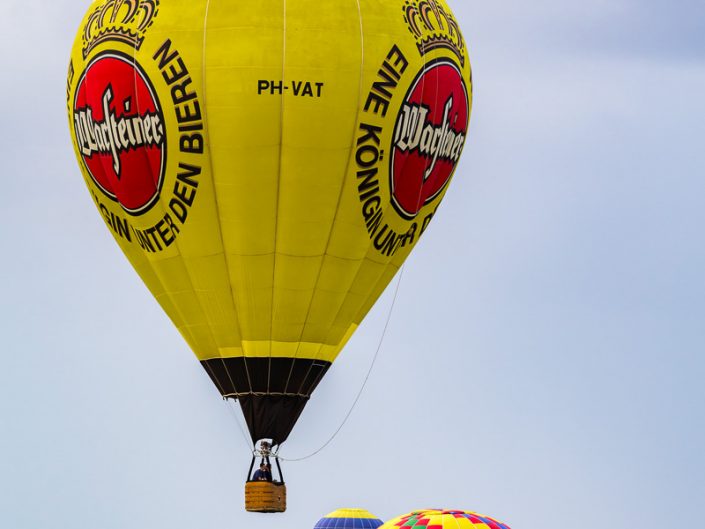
[314,508,384,529]
[381,509,511,529]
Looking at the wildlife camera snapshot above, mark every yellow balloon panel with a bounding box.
[67,0,472,441]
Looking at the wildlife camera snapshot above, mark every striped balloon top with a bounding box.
[314,508,384,529]
[381,509,511,529]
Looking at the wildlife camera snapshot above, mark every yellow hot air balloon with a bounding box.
[66,0,472,499]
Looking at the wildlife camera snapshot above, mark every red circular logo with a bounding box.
[390,59,469,219]
[73,51,166,215]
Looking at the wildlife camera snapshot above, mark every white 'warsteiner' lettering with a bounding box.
[393,95,465,180]
[73,86,164,176]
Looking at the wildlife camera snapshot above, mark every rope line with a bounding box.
[226,398,255,449]
[277,264,404,462]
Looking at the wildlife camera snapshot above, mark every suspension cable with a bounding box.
[276,265,405,462]
[225,397,255,451]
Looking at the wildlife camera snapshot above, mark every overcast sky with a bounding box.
[1,1,704,528]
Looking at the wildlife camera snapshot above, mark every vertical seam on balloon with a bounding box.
[81,61,114,207]
[284,0,365,396]
[355,15,434,329]
[391,37,428,221]
[264,0,288,400]
[86,48,192,363]
[269,0,288,397]
[132,52,204,351]
[127,30,209,365]
[202,359,226,394]
[284,0,367,397]
[412,38,433,214]
[133,9,226,397]
[202,0,241,396]
[324,23,432,357]
[201,0,252,397]
[313,12,418,369]
[396,28,428,220]
[85,61,113,199]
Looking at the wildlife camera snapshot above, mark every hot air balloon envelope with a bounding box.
[315,508,384,529]
[381,510,511,529]
[66,0,472,446]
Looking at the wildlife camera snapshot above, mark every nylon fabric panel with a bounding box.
[238,395,309,445]
[67,0,472,438]
[316,0,416,351]
[271,0,361,345]
[314,508,384,529]
[145,12,243,362]
[68,0,228,360]
[204,3,285,353]
[380,510,511,529]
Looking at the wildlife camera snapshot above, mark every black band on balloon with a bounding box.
[200,357,332,444]
[200,357,331,398]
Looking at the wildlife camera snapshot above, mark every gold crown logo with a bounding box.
[82,0,160,59]
[403,0,466,67]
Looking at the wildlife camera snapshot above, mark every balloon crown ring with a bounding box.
[81,0,160,58]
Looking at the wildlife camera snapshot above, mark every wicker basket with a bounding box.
[245,481,287,513]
